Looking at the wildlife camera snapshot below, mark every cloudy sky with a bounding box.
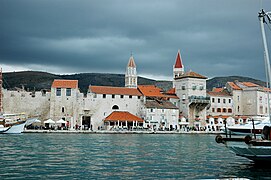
[1,0,271,80]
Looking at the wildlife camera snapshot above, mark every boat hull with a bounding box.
[216,134,271,162]
[0,122,26,134]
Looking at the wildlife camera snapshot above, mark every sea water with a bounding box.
[0,134,270,179]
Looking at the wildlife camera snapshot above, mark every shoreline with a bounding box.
[23,129,221,134]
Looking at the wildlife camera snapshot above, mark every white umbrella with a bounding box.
[44,119,55,124]
[56,119,67,124]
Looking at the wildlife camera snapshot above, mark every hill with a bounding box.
[2,71,266,93]
[2,71,168,93]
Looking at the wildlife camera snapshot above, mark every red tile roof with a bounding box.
[174,50,183,68]
[227,82,242,90]
[145,99,178,109]
[52,80,78,89]
[90,86,142,96]
[175,71,207,79]
[241,82,259,87]
[207,91,231,97]
[104,111,143,122]
[164,88,179,99]
[138,85,164,97]
[127,56,136,67]
[212,88,224,92]
[166,88,175,95]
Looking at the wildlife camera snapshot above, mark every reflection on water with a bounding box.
[0,134,270,179]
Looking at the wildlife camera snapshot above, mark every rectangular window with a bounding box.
[129,95,132,99]
[182,86,185,90]
[112,94,115,99]
[138,96,140,99]
[229,99,231,103]
[223,99,226,104]
[120,95,124,98]
[212,98,215,103]
[218,98,220,103]
[103,94,106,98]
[66,88,71,96]
[212,108,215,112]
[56,88,61,96]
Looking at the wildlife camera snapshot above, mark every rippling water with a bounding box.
[0,134,271,179]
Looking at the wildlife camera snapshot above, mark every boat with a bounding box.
[223,117,270,136]
[0,114,38,134]
[216,9,271,162]
[215,130,271,162]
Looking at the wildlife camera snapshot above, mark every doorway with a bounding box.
[82,116,91,130]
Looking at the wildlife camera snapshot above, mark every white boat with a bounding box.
[216,9,271,162]
[225,117,271,135]
[0,115,38,134]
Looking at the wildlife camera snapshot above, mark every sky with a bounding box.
[1,0,271,81]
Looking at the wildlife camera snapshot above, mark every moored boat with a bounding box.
[225,117,270,136]
[216,126,271,162]
[216,9,271,163]
[0,114,38,134]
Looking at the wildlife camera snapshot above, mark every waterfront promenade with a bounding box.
[23,129,221,134]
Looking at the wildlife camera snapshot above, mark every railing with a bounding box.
[188,96,210,103]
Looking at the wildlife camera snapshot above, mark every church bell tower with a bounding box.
[125,55,137,88]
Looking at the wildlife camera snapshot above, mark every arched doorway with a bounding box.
[112,105,119,110]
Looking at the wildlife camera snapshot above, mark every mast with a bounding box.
[259,9,271,122]
[0,68,2,113]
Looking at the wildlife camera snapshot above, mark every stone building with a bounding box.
[226,81,271,117]
[138,85,179,130]
[50,79,80,129]
[172,50,210,129]
[206,88,233,131]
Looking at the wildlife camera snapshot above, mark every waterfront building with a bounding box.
[138,85,179,130]
[206,88,233,131]
[103,111,144,130]
[225,81,271,117]
[50,79,80,129]
[85,86,143,130]
[172,50,210,129]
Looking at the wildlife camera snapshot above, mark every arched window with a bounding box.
[62,107,65,113]
[112,105,119,110]
[228,108,232,113]
[223,108,227,113]
[217,108,221,112]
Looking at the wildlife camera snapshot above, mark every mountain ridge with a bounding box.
[2,71,266,93]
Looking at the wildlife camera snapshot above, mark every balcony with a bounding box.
[188,96,210,104]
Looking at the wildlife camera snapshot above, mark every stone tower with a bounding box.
[125,55,137,88]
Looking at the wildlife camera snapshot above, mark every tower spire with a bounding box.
[173,50,185,79]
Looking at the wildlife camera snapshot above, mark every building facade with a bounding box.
[172,50,210,129]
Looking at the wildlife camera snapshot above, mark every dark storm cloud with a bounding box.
[0,0,271,80]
